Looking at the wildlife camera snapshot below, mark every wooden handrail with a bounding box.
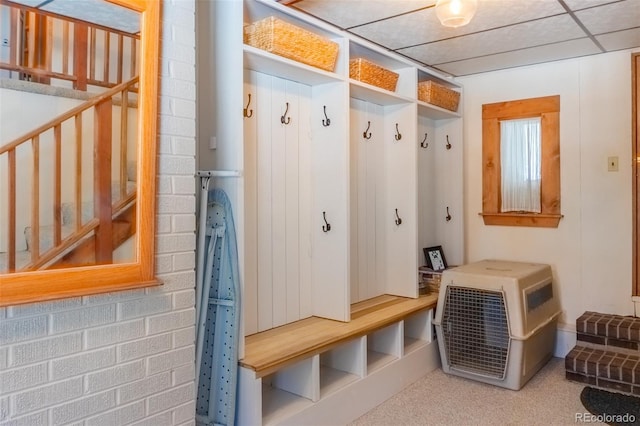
[0,77,138,155]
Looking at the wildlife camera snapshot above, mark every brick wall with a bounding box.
[0,1,197,424]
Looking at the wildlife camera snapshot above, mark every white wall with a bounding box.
[459,48,639,332]
[0,0,197,424]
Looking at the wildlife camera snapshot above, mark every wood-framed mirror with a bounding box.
[0,0,161,306]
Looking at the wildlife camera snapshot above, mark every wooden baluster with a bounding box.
[31,136,40,263]
[73,23,88,91]
[117,34,124,84]
[62,21,69,75]
[8,150,16,272]
[94,100,113,263]
[103,30,110,85]
[120,88,128,200]
[54,124,62,246]
[75,113,83,230]
[130,38,137,80]
[89,27,96,83]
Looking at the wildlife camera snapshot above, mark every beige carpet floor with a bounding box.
[349,357,605,425]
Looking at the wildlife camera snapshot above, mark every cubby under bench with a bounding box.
[237,294,440,425]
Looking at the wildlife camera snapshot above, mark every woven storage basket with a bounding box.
[244,16,339,72]
[349,58,399,92]
[418,81,460,112]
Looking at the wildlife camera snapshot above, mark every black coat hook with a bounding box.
[363,121,372,140]
[395,208,402,226]
[322,105,331,127]
[281,102,291,125]
[420,132,428,148]
[395,123,402,141]
[446,135,452,150]
[243,93,253,118]
[322,211,331,232]
[446,206,452,222]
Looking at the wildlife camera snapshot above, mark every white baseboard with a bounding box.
[554,322,576,358]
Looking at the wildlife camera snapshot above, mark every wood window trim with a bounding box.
[0,0,161,307]
[481,95,562,228]
[633,53,639,297]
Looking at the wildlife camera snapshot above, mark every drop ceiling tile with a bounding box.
[349,0,566,49]
[398,14,586,65]
[596,27,640,51]
[436,37,601,76]
[292,0,434,29]
[563,0,620,11]
[574,0,640,35]
[42,0,140,34]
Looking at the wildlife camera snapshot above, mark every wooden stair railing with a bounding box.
[0,0,139,91]
[0,76,139,272]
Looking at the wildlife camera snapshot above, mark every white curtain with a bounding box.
[500,118,541,213]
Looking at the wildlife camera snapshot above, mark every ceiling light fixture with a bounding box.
[435,0,478,28]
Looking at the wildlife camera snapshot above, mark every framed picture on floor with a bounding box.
[423,245,447,272]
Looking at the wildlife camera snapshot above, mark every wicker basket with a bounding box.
[349,58,399,92]
[418,81,460,112]
[244,16,339,72]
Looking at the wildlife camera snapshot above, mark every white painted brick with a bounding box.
[157,175,173,195]
[0,363,47,393]
[172,175,196,195]
[50,305,115,334]
[157,195,196,215]
[171,137,195,156]
[0,316,47,345]
[155,254,174,274]
[117,333,172,362]
[0,396,8,422]
[118,372,171,404]
[158,135,173,155]
[85,319,145,349]
[177,420,195,426]
[118,295,172,320]
[173,327,195,349]
[155,271,195,292]
[10,333,82,367]
[172,401,195,424]
[147,309,194,335]
[156,234,196,254]
[51,347,115,380]
[172,215,195,233]
[147,346,193,376]
[7,298,81,318]
[158,156,195,176]
[51,390,116,425]
[164,3,195,24]
[85,400,145,426]
[0,308,5,319]
[0,410,48,426]
[172,362,195,386]
[173,252,196,272]
[171,24,196,48]
[170,98,196,119]
[160,79,196,101]
[0,347,8,369]
[86,359,145,393]
[173,290,195,311]
[156,215,172,234]
[12,377,83,416]
[161,41,195,66]
[82,289,145,306]
[129,411,172,426]
[158,115,196,138]
[148,383,194,415]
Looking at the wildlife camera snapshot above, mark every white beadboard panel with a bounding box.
[348,0,567,50]
[399,14,586,66]
[256,72,274,332]
[349,98,363,303]
[369,103,385,301]
[417,116,437,257]
[271,76,289,329]
[597,28,640,51]
[436,38,602,77]
[575,1,640,35]
[243,70,259,337]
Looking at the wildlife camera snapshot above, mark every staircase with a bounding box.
[565,311,640,396]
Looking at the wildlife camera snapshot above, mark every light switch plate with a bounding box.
[608,156,618,172]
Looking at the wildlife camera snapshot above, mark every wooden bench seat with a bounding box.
[240,293,439,378]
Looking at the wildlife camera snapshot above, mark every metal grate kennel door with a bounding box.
[441,286,510,380]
